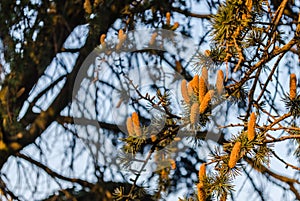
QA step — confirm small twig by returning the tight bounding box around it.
[264,126,300,132]
[233,33,245,72]
[125,148,154,200]
[245,156,300,185]
[123,74,181,119]
[270,149,300,171]
[0,177,21,201]
[261,113,291,134]
[219,123,244,129]
[16,152,94,188]
[172,7,210,19]
[264,134,300,143]
[256,53,285,103]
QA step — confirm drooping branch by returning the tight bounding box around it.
[172,7,210,19]
[269,149,300,171]
[245,157,300,200]
[0,0,135,170]
[56,116,122,133]
[0,177,21,201]
[16,152,94,188]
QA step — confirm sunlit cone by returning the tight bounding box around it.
[170,159,176,170]
[161,169,168,180]
[115,98,123,108]
[198,163,206,182]
[247,112,256,141]
[181,79,190,104]
[83,0,92,14]
[202,67,208,84]
[228,141,242,168]
[151,134,157,142]
[246,0,252,11]
[16,87,25,98]
[100,34,106,46]
[204,50,211,57]
[187,82,194,97]
[0,141,7,150]
[197,183,206,201]
[47,2,57,14]
[118,29,125,39]
[94,0,102,7]
[220,192,227,201]
[190,102,199,124]
[290,73,297,100]
[8,142,21,151]
[166,12,171,26]
[242,13,247,20]
[131,112,142,136]
[216,70,224,95]
[199,76,207,103]
[126,117,134,136]
[171,22,179,31]
[175,60,183,73]
[116,29,127,50]
[149,32,158,46]
[190,75,199,96]
[105,191,112,199]
[199,90,214,114]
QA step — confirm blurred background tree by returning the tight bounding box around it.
[0,0,299,200]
